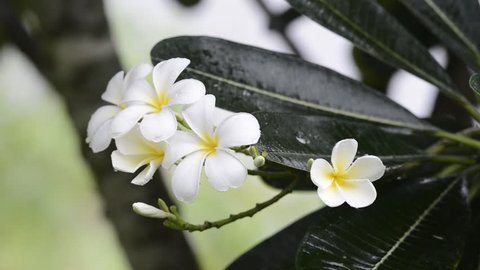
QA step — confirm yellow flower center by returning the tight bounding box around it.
[200,133,219,155]
[329,171,346,185]
[150,91,171,111]
[153,151,165,161]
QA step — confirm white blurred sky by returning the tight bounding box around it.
[105,0,447,118]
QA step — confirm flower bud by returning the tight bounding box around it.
[132,202,172,219]
[254,156,266,167]
[307,158,315,170]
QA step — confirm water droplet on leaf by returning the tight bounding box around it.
[295,131,310,144]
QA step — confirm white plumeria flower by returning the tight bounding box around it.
[165,94,261,203]
[132,202,173,219]
[111,126,167,185]
[310,139,385,208]
[111,58,206,142]
[86,63,152,152]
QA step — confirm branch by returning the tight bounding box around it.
[165,176,300,232]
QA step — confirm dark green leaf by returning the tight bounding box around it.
[457,216,480,270]
[255,112,423,172]
[399,0,480,71]
[151,36,432,131]
[296,177,469,270]
[458,172,480,269]
[286,0,460,97]
[227,205,338,270]
[228,177,469,270]
[470,73,480,95]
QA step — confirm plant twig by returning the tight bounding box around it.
[164,176,300,232]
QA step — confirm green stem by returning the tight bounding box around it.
[427,155,476,166]
[461,101,480,123]
[164,176,300,232]
[427,127,480,154]
[231,146,251,156]
[433,130,480,151]
[437,164,467,178]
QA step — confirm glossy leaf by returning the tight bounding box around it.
[399,0,480,71]
[254,112,423,172]
[227,205,338,270]
[470,73,480,95]
[151,36,432,131]
[457,216,480,270]
[228,177,469,269]
[286,0,460,96]
[296,177,469,270]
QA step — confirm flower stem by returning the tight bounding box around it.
[163,176,300,232]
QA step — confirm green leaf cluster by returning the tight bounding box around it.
[151,0,480,268]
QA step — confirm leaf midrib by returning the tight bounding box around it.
[152,57,432,131]
[265,149,420,159]
[422,0,480,67]
[311,0,458,98]
[371,179,458,269]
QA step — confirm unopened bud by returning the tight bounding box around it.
[157,198,170,212]
[307,158,315,171]
[132,202,174,219]
[254,156,266,167]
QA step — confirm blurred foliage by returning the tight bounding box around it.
[0,47,130,270]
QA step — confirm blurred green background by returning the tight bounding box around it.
[0,1,322,269]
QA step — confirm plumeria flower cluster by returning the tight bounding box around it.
[87,58,387,231]
[309,139,386,208]
[87,58,261,203]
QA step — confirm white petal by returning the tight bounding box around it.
[183,94,215,138]
[169,79,206,105]
[204,151,247,191]
[310,159,335,189]
[331,138,358,172]
[101,71,125,105]
[163,131,202,168]
[111,150,150,173]
[110,105,154,138]
[123,79,157,104]
[123,63,153,88]
[338,179,377,208]
[345,156,386,181]
[153,58,190,94]
[86,105,120,141]
[140,109,177,142]
[171,151,206,203]
[215,113,261,148]
[131,160,162,186]
[317,184,345,207]
[115,126,166,155]
[88,119,113,153]
[132,202,169,218]
[213,107,234,126]
[115,127,147,155]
